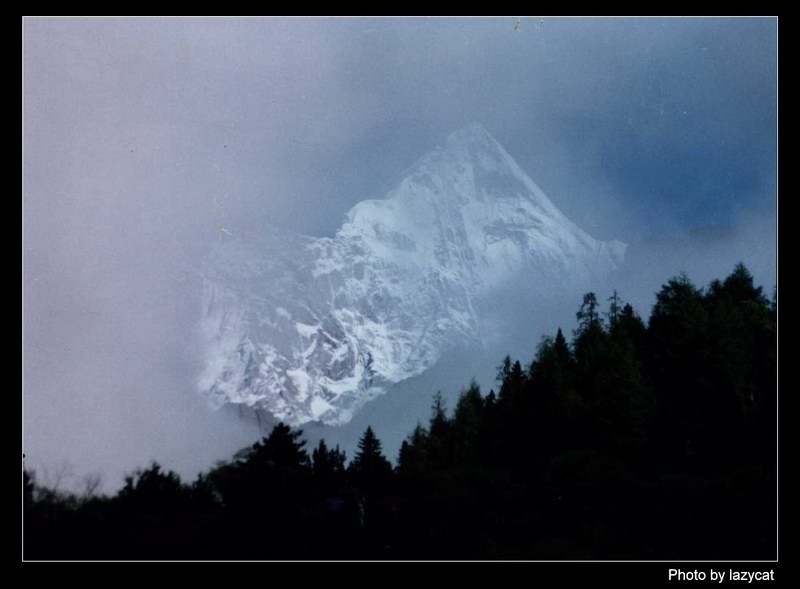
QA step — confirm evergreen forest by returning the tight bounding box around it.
[23,264,777,560]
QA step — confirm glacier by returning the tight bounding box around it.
[198,123,626,425]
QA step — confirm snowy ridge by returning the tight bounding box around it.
[198,124,626,425]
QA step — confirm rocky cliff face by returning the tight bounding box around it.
[198,124,626,425]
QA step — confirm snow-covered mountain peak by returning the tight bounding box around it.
[444,121,498,150]
[198,125,627,425]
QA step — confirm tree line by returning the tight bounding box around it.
[23,263,776,559]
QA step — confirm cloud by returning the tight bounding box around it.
[23,17,776,489]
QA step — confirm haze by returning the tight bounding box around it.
[23,17,776,492]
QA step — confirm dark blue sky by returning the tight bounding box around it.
[333,17,777,241]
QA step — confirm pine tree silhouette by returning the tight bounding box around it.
[350,426,392,495]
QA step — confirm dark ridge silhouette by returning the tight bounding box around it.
[23,263,776,560]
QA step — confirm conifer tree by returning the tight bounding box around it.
[350,426,392,493]
[453,380,484,462]
[607,290,622,327]
[427,392,455,468]
[397,423,430,476]
[576,292,602,334]
[249,422,309,471]
[312,439,346,485]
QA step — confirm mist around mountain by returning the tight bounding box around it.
[195,124,775,468]
[22,21,777,564]
[199,124,626,427]
[22,124,775,496]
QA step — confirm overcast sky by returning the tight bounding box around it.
[23,17,777,490]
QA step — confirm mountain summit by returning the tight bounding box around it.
[199,124,626,425]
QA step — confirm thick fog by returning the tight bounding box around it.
[23,17,776,492]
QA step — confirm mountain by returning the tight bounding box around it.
[198,123,626,425]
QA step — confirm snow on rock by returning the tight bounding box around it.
[198,124,627,425]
